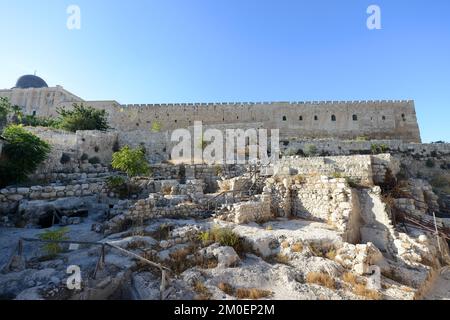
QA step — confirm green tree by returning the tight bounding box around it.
[56,103,109,132]
[111,146,150,177]
[0,97,12,124]
[0,125,51,186]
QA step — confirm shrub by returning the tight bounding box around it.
[325,249,337,260]
[332,172,343,179]
[150,120,162,132]
[235,288,272,299]
[88,156,101,165]
[198,226,242,253]
[193,281,212,300]
[0,125,51,186]
[305,272,336,289]
[425,158,435,168]
[430,174,450,194]
[38,227,70,257]
[60,153,71,164]
[56,103,109,132]
[80,153,89,161]
[356,136,368,141]
[303,144,317,157]
[371,143,388,154]
[111,146,150,177]
[106,175,126,189]
[19,115,60,128]
[0,97,11,124]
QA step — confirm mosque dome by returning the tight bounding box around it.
[14,75,48,89]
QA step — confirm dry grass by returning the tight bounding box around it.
[273,253,290,265]
[193,281,212,300]
[281,241,290,249]
[353,284,382,300]
[342,272,382,300]
[265,225,273,231]
[325,249,337,261]
[194,255,219,269]
[235,288,272,299]
[291,242,304,253]
[169,246,194,274]
[307,242,336,260]
[305,272,336,289]
[342,272,363,286]
[218,282,234,295]
[161,185,172,195]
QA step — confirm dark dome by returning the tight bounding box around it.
[14,75,48,89]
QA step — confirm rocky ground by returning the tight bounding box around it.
[1,213,447,300]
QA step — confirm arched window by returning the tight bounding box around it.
[299,116,303,121]
[282,116,287,121]
[382,116,386,121]
[331,115,336,122]
[401,114,406,121]
[314,115,318,121]
[352,114,358,121]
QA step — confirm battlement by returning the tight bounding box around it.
[0,84,421,143]
[118,100,414,109]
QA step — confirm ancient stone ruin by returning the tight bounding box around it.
[0,78,449,300]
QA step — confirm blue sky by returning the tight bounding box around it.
[0,0,449,142]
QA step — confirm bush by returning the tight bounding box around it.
[38,227,70,257]
[56,103,109,132]
[60,153,71,164]
[199,226,241,252]
[425,158,435,168]
[111,146,150,177]
[88,156,101,165]
[371,143,388,154]
[106,175,126,189]
[0,97,12,125]
[80,153,89,161]
[303,144,317,157]
[19,115,60,128]
[151,120,162,132]
[0,125,51,186]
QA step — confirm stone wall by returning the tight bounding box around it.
[0,181,106,214]
[273,154,400,186]
[104,194,203,235]
[291,176,362,243]
[0,87,422,143]
[284,139,450,157]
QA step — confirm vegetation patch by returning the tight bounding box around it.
[0,125,51,186]
[112,145,150,177]
[193,281,212,300]
[38,227,70,257]
[305,272,336,289]
[235,288,272,299]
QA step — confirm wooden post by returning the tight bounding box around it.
[433,212,442,255]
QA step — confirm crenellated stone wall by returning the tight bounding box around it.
[0,86,422,143]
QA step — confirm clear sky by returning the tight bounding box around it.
[0,0,449,142]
